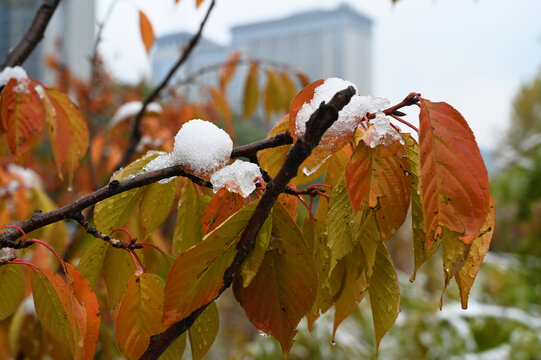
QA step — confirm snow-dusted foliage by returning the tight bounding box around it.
[210,160,262,198]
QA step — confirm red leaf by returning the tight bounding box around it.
[202,187,244,234]
[345,140,411,240]
[419,99,491,245]
[139,10,155,54]
[0,78,45,161]
[219,51,241,91]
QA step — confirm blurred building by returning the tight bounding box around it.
[0,0,95,84]
[151,3,373,105]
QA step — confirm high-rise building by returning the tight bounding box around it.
[151,3,373,106]
[0,0,95,84]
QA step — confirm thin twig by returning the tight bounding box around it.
[0,0,62,71]
[115,0,217,170]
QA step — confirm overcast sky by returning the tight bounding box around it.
[98,0,541,149]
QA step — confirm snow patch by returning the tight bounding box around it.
[0,66,27,86]
[110,101,163,127]
[34,84,45,99]
[363,112,403,148]
[7,164,42,189]
[171,119,232,177]
[210,160,262,198]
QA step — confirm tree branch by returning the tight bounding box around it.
[141,86,357,359]
[0,0,61,71]
[114,0,216,171]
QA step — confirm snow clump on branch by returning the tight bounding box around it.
[144,119,233,178]
[363,112,403,148]
[210,160,262,198]
[0,66,30,94]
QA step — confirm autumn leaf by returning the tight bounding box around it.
[30,268,80,357]
[278,72,297,111]
[403,133,440,281]
[210,88,232,130]
[296,71,311,87]
[233,202,316,355]
[288,79,324,140]
[163,201,258,324]
[195,0,205,8]
[219,51,241,91]
[242,63,259,120]
[103,247,137,309]
[65,264,100,360]
[43,87,89,184]
[345,140,411,240]
[455,196,494,309]
[188,301,219,360]
[368,242,400,352]
[0,78,45,162]
[240,214,272,287]
[116,273,167,359]
[264,70,283,119]
[77,241,108,289]
[139,178,177,239]
[202,187,244,234]
[419,99,491,245]
[0,264,25,321]
[172,180,209,256]
[139,10,155,54]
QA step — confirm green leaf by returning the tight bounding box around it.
[189,301,219,360]
[163,201,258,324]
[103,247,136,309]
[368,242,400,352]
[172,180,206,256]
[159,333,186,360]
[139,178,177,239]
[233,202,316,356]
[116,273,167,360]
[77,240,108,289]
[0,264,25,321]
[240,213,272,287]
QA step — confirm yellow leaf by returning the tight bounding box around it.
[0,264,25,321]
[242,63,259,121]
[210,88,232,131]
[455,197,495,309]
[263,70,283,120]
[172,180,207,256]
[219,51,241,91]
[103,247,137,309]
[240,213,272,287]
[139,10,155,54]
[139,178,177,239]
[116,274,167,359]
[278,72,297,111]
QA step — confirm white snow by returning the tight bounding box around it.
[210,160,262,198]
[110,101,163,127]
[0,66,27,86]
[135,135,164,153]
[171,119,232,177]
[34,84,45,99]
[7,164,42,189]
[363,112,403,148]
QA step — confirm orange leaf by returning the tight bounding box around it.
[209,88,232,130]
[202,187,244,234]
[116,274,167,359]
[233,202,316,355]
[419,99,491,245]
[43,87,89,184]
[0,78,45,161]
[195,0,205,8]
[242,63,259,121]
[65,264,100,360]
[296,72,311,87]
[219,51,241,91]
[345,140,411,240]
[139,10,155,54]
[288,79,324,141]
[163,202,258,324]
